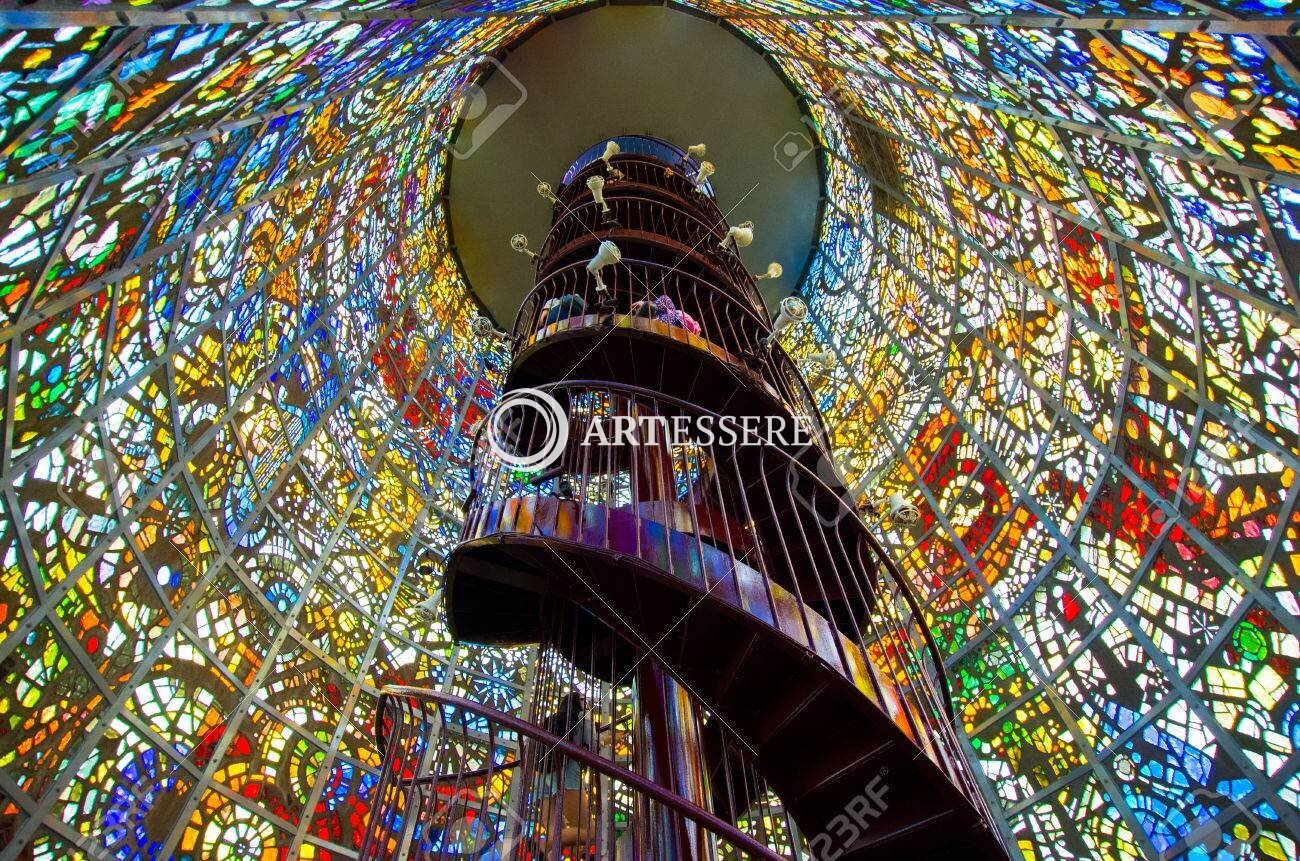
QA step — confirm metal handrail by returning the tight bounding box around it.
[464,380,970,795]
[557,153,723,220]
[858,527,955,725]
[512,257,766,340]
[366,686,787,861]
[536,195,727,266]
[508,256,830,450]
[404,759,521,787]
[560,136,711,194]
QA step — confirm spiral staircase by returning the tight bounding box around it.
[360,137,1009,860]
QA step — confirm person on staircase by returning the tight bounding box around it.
[538,691,598,852]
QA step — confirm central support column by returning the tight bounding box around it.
[637,660,710,858]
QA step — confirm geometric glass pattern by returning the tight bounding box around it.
[0,3,1295,859]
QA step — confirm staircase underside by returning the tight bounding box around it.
[446,520,1006,858]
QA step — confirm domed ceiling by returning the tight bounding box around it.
[446,6,822,321]
[0,2,1295,860]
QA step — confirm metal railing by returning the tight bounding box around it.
[557,153,723,222]
[464,381,981,805]
[360,686,788,860]
[538,194,719,261]
[535,195,756,292]
[523,603,807,858]
[510,257,827,450]
[561,137,712,196]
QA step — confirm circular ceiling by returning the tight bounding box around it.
[447,5,822,325]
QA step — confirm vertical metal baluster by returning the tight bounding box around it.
[816,477,873,663]
[678,406,706,588]
[477,718,497,861]
[628,393,642,562]
[754,446,818,652]
[729,440,775,627]
[781,456,852,675]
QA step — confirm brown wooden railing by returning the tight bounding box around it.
[360,687,788,860]
[464,382,982,805]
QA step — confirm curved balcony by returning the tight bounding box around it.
[457,382,881,687]
[557,151,725,227]
[508,257,829,456]
[561,135,713,196]
[445,382,1003,855]
[535,194,758,298]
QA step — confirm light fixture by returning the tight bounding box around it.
[720,220,754,252]
[411,590,443,623]
[802,349,836,381]
[761,295,807,348]
[693,160,715,191]
[806,349,835,366]
[587,174,610,215]
[886,491,920,525]
[510,234,537,259]
[470,314,507,342]
[753,262,783,281]
[537,181,558,204]
[858,487,920,529]
[685,143,707,160]
[600,140,623,178]
[587,240,621,295]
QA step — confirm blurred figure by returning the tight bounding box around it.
[538,691,597,851]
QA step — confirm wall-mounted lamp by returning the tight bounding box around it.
[470,314,508,342]
[600,141,624,179]
[806,349,835,366]
[511,234,537,260]
[587,174,611,216]
[761,296,808,348]
[885,491,920,525]
[859,488,921,529]
[720,221,754,252]
[753,262,783,281]
[537,181,558,205]
[693,160,715,192]
[587,240,622,296]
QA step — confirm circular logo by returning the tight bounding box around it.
[484,388,568,471]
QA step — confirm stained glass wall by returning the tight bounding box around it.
[0,3,1295,860]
